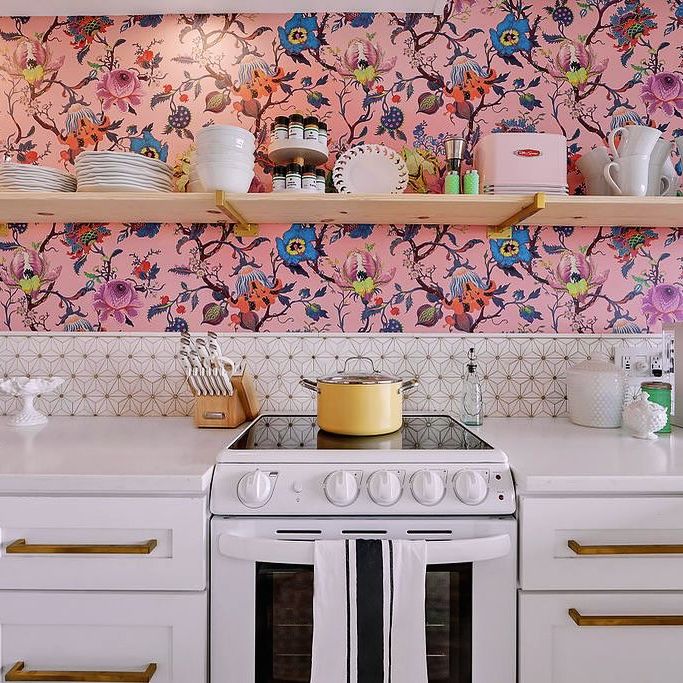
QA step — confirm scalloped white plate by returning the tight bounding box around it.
[333,144,408,194]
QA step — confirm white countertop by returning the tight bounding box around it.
[0,415,681,496]
[0,417,235,495]
[474,418,683,495]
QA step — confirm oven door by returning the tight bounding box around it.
[211,517,516,683]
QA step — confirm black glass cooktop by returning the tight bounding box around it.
[228,415,492,451]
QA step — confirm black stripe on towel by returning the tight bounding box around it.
[346,540,351,683]
[388,540,394,683]
[355,539,384,683]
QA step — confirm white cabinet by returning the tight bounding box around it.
[520,592,683,683]
[520,496,683,590]
[0,591,206,683]
[0,496,207,590]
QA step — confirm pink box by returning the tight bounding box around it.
[474,133,568,187]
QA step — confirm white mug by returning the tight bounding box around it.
[576,146,613,195]
[608,125,661,159]
[604,154,650,196]
[647,139,673,196]
[662,156,680,196]
[676,135,683,160]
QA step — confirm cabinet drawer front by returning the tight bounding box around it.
[520,497,683,590]
[0,592,205,683]
[0,497,206,590]
[519,592,683,683]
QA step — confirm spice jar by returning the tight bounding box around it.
[288,114,304,140]
[318,122,328,148]
[316,168,326,193]
[304,116,319,142]
[272,165,286,193]
[273,116,289,140]
[286,162,302,191]
[302,164,317,191]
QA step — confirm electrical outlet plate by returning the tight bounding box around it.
[615,343,664,377]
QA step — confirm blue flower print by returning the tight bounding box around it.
[490,13,532,56]
[276,225,319,266]
[490,228,533,268]
[130,130,168,162]
[278,14,321,54]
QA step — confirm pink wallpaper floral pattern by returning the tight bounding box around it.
[0,7,681,333]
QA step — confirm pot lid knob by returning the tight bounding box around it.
[324,470,360,507]
[237,469,273,508]
[411,470,446,506]
[367,470,402,506]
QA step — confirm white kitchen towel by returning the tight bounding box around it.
[310,539,428,683]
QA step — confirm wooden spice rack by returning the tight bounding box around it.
[0,191,682,239]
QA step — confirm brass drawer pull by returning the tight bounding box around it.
[5,661,157,682]
[5,539,158,555]
[568,539,683,555]
[569,608,683,627]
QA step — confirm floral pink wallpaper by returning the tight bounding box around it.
[0,8,681,333]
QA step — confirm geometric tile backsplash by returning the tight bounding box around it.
[0,333,660,419]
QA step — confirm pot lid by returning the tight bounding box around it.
[317,355,403,385]
[318,372,400,385]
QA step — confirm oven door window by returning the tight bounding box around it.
[255,563,472,683]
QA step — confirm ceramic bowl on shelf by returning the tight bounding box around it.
[196,125,255,150]
[197,163,253,193]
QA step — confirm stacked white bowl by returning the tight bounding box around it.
[194,125,255,193]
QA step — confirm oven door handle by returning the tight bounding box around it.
[217,533,511,565]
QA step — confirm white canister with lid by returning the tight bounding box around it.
[567,359,625,428]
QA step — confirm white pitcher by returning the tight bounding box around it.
[604,154,650,196]
[608,125,661,159]
[646,139,673,196]
[576,146,613,195]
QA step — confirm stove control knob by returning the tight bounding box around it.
[237,469,273,508]
[367,470,402,506]
[454,469,488,506]
[324,470,359,507]
[410,470,446,506]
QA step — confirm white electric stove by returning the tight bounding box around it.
[210,414,517,683]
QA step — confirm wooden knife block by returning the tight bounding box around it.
[192,368,261,429]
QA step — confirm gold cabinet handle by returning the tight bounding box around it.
[5,661,157,682]
[5,539,158,555]
[569,608,683,627]
[568,539,683,555]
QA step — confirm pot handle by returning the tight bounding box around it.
[342,355,379,374]
[399,378,419,395]
[300,378,320,393]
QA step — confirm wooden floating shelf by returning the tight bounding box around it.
[0,191,681,230]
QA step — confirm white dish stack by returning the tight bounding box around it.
[75,151,172,193]
[193,125,255,193]
[0,163,76,192]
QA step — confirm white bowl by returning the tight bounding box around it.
[195,148,255,160]
[197,159,255,173]
[197,124,255,141]
[197,164,253,193]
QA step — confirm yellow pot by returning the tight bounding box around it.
[301,356,418,436]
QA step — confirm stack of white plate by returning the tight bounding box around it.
[483,183,569,196]
[75,151,173,193]
[0,163,76,192]
[195,125,254,193]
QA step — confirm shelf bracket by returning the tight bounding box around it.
[487,192,546,240]
[215,190,259,237]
